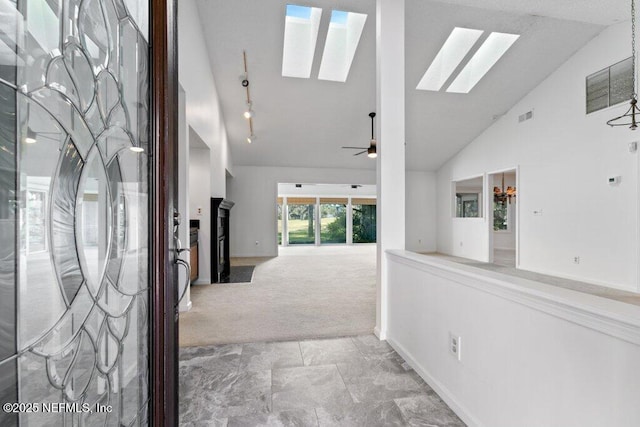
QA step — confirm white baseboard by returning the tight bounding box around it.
[373,326,386,340]
[193,279,211,285]
[386,336,483,427]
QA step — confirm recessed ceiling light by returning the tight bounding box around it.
[446,31,519,94]
[416,27,483,91]
[318,10,367,82]
[282,4,323,79]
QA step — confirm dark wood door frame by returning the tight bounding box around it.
[150,0,179,425]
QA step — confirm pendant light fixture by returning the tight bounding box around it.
[341,112,377,158]
[241,50,256,142]
[493,173,516,204]
[607,0,639,129]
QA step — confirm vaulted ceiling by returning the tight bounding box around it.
[196,0,625,171]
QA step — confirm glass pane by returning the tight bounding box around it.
[0,83,16,362]
[1,0,152,425]
[320,203,346,244]
[352,204,376,243]
[493,201,508,231]
[454,177,483,218]
[0,358,17,427]
[287,204,315,244]
[277,203,282,245]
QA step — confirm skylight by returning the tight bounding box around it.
[446,32,519,94]
[282,4,323,79]
[317,10,367,82]
[416,27,483,91]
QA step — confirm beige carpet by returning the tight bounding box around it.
[179,245,376,347]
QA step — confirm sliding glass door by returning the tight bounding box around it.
[287,198,316,245]
[320,198,347,244]
[352,199,377,243]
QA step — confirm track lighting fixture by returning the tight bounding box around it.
[243,102,254,119]
[242,50,256,142]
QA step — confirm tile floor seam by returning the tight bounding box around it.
[297,340,305,366]
[334,362,356,405]
[391,397,410,426]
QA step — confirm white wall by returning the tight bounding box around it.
[179,0,232,198]
[189,141,212,284]
[436,22,639,291]
[228,166,376,257]
[406,171,436,253]
[387,252,640,427]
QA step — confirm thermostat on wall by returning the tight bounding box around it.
[608,176,621,185]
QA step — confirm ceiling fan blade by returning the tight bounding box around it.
[342,146,368,149]
[353,150,367,156]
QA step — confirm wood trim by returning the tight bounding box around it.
[352,198,377,205]
[150,0,179,425]
[286,197,317,205]
[319,197,348,204]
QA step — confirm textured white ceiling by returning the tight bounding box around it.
[196,0,614,171]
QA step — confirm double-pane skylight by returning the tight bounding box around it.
[318,10,367,82]
[447,32,519,93]
[416,27,483,91]
[417,27,519,94]
[282,4,322,78]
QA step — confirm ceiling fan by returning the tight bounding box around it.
[342,112,377,158]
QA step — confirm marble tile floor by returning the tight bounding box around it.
[179,335,466,427]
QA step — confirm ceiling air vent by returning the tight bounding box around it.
[586,57,633,114]
[518,110,533,123]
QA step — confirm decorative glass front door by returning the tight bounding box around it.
[0,0,151,425]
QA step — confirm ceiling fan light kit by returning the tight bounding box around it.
[342,112,377,158]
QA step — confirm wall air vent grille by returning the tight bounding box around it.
[586,57,633,114]
[518,110,533,122]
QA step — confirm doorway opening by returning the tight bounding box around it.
[488,169,518,268]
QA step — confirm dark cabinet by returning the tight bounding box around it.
[189,226,198,282]
[211,198,234,283]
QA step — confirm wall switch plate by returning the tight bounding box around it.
[449,333,462,361]
[573,256,580,264]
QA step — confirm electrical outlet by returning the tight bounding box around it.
[197,207,203,216]
[459,241,463,247]
[449,333,461,361]
[255,240,260,246]
[573,256,580,264]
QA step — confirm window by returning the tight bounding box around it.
[454,177,483,218]
[277,197,283,245]
[320,198,347,243]
[286,197,316,244]
[586,57,633,114]
[352,198,376,243]
[493,201,508,231]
